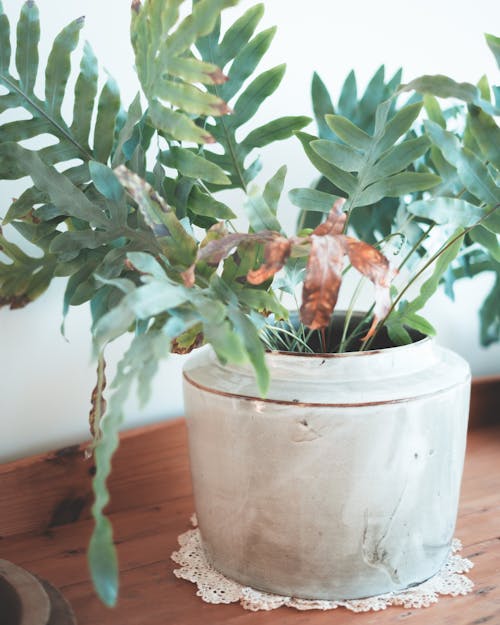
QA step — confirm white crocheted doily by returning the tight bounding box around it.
[171,515,474,612]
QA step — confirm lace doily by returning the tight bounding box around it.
[171,516,474,612]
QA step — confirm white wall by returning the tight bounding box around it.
[1,0,499,462]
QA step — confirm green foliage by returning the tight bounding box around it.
[0,222,57,308]
[0,1,141,312]
[304,100,438,226]
[131,0,237,144]
[301,42,500,348]
[403,87,500,345]
[480,265,500,346]
[486,33,500,70]
[193,4,311,192]
[387,231,465,341]
[401,74,499,117]
[0,2,120,176]
[301,67,426,241]
[130,0,310,226]
[90,328,172,606]
[244,166,286,232]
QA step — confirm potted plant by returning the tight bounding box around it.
[1,0,498,608]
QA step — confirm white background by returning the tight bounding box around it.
[1,0,499,461]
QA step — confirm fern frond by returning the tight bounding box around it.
[303,100,439,227]
[196,5,310,192]
[131,0,237,144]
[0,2,123,226]
[302,67,415,238]
[131,1,310,226]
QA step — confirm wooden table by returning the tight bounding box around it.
[1,382,499,624]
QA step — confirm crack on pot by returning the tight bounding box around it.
[291,418,322,442]
[361,488,408,585]
[361,525,402,585]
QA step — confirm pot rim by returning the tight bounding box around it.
[182,367,468,408]
[266,334,432,360]
[262,309,430,359]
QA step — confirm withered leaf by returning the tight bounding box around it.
[312,198,346,236]
[207,68,229,85]
[247,236,291,285]
[300,235,343,330]
[171,332,204,354]
[0,295,30,309]
[89,358,107,441]
[362,280,395,340]
[180,265,195,288]
[343,237,394,339]
[197,231,277,265]
[343,237,391,286]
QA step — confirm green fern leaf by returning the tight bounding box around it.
[15,0,39,95]
[303,66,407,236]
[142,2,309,222]
[0,227,57,308]
[131,0,236,144]
[306,101,439,218]
[0,1,123,232]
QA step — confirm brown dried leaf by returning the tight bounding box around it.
[247,237,291,285]
[89,358,107,441]
[0,295,30,309]
[300,235,344,330]
[343,238,391,286]
[212,101,233,116]
[293,194,394,335]
[313,198,347,236]
[362,284,393,340]
[197,233,250,265]
[180,265,195,288]
[341,237,394,340]
[171,332,204,355]
[207,68,229,85]
[197,231,277,266]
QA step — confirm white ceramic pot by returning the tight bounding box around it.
[183,332,471,600]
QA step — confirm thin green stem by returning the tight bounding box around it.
[397,223,435,272]
[366,204,500,348]
[205,38,247,193]
[338,231,407,352]
[342,307,374,351]
[338,276,366,353]
[263,325,315,353]
[356,224,436,352]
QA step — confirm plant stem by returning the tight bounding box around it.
[205,38,247,193]
[338,230,409,352]
[264,325,315,353]
[338,276,366,352]
[365,204,499,348]
[397,223,435,272]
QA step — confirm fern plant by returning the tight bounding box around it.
[301,45,500,348]
[0,0,499,609]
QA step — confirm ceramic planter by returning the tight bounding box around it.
[182,331,471,600]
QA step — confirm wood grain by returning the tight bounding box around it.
[469,375,500,429]
[0,378,499,624]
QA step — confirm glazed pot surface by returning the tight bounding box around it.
[183,337,470,600]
